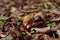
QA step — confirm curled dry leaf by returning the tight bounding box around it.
[51,17,60,21]
[32,34,43,40]
[25,31,31,36]
[2,0,11,4]
[10,7,18,13]
[33,27,50,33]
[0,34,6,37]
[42,34,52,40]
[0,30,10,38]
[34,23,60,33]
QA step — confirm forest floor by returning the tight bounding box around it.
[0,0,60,40]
